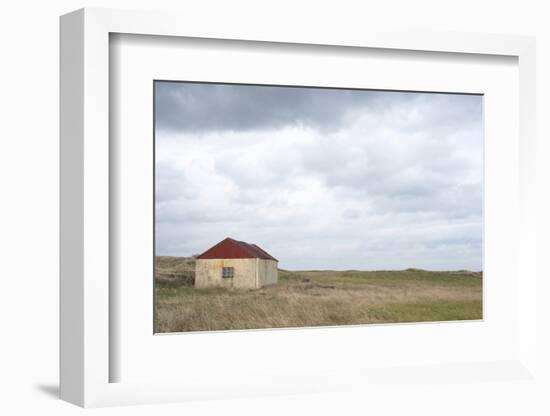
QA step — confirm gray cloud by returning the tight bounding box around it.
[155,81,416,134]
[155,81,483,271]
[155,160,198,203]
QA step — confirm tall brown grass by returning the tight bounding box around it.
[154,257,482,333]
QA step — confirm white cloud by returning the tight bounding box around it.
[155,83,483,271]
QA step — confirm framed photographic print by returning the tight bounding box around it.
[60,8,538,408]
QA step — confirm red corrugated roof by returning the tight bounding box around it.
[197,237,278,261]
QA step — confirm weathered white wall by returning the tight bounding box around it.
[195,258,278,288]
[258,259,278,286]
[195,258,258,289]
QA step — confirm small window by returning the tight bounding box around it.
[222,267,234,278]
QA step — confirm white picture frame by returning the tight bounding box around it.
[60,7,538,408]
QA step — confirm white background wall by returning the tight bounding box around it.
[0,1,548,415]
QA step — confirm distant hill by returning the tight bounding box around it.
[155,256,196,286]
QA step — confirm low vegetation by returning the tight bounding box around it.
[155,255,197,286]
[154,256,482,333]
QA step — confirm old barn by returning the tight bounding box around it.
[195,237,278,289]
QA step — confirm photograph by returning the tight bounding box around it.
[154,81,483,333]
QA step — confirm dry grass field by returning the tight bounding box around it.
[154,256,482,333]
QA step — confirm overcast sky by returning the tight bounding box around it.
[155,81,483,271]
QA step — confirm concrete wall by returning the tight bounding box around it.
[195,258,278,289]
[195,258,258,289]
[258,259,278,287]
